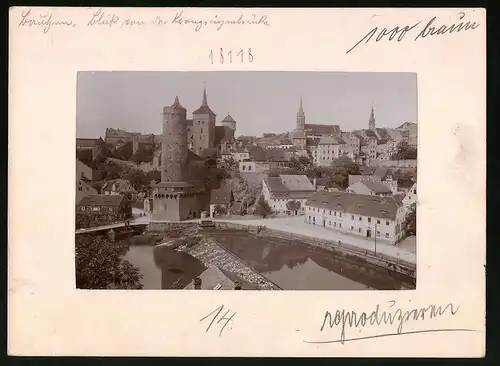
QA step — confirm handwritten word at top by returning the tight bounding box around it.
[18,8,76,34]
[200,305,236,337]
[346,12,480,54]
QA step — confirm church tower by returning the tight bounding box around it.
[296,95,305,130]
[369,105,376,130]
[192,83,216,155]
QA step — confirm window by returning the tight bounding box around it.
[376,231,380,236]
[339,212,342,217]
[334,211,336,216]
[329,221,331,225]
[81,172,85,178]
[334,222,337,227]
[242,166,246,171]
[414,189,417,194]
[358,228,361,233]
[91,207,100,212]
[81,207,85,211]
[339,224,342,228]
[201,128,204,134]
[368,217,371,223]
[385,233,390,238]
[78,187,83,191]
[386,221,389,226]
[329,210,332,215]
[313,217,315,222]
[351,226,354,231]
[351,215,354,220]
[359,217,362,221]
[377,219,380,224]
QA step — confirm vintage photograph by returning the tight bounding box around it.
[75,71,417,291]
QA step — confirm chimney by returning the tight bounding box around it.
[194,277,202,290]
[234,281,242,290]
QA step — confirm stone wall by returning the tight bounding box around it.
[215,221,416,278]
[147,221,198,237]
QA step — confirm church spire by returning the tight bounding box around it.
[300,95,303,111]
[296,95,305,131]
[202,81,208,106]
[369,104,376,130]
[174,96,180,106]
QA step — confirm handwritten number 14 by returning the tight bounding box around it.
[209,48,253,64]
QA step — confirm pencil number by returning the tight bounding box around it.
[209,48,254,64]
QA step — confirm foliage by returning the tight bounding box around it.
[232,178,260,213]
[224,156,239,171]
[75,235,143,289]
[404,203,417,236]
[123,170,149,191]
[393,169,415,188]
[253,194,272,218]
[393,141,417,160]
[77,149,93,166]
[76,208,132,229]
[325,156,362,189]
[289,156,313,173]
[112,141,134,161]
[213,204,228,216]
[286,200,301,212]
[130,145,154,165]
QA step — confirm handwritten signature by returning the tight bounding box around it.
[304,300,478,344]
[200,305,236,337]
[346,12,481,54]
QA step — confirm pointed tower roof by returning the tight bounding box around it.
[222,113,236,123]
[164,95,186,114]
[300,95,303,110]
[193,82,216,116]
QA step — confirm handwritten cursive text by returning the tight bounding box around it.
[18,8,76,34]
[303,300,477,344]
[346,12,480,54]
[200,305,236,337]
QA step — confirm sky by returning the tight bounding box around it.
[76,71,417,138]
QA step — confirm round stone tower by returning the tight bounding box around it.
[162,96,188,183]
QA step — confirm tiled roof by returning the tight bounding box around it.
[373,167,390,180]
[356,180,392,194]
[222,114,236,123]
[193,105,216,115]
[265,148,288,162]
[377,138,390,145]
[248,146,267,161]
[280,175,316,191]
[265,177,288,192]
[365,130,378,138]
[305,191,400,220]
[101,179,137,193]
[304,124,341,135]
[318,137,338,145]
[348,174,382,186]
[210,186,234,205]
[77,194,125,206]
[376,128,391,140]
[360,166,375,175]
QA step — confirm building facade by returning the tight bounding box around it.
[262,174,316,215]
[304,190,406,244]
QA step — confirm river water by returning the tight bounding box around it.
[123,229,415,290]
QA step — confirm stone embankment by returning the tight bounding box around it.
[156,226,281,290]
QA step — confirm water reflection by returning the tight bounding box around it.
[205,229,414,290]
[123,244,206,289]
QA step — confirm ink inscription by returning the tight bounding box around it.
[18,8,76,34]
[304,300,478,344]
[200,305,236,337]
[347,12,481,54]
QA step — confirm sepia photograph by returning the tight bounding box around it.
[75,71,418,291]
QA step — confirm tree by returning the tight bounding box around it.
[403,203,416,236]
[213,204,228,216]
[75,235,143,289]
[224,156,239,171]
[327,156,362,189]
[286,200,301,213]
[395,141,417,160]
[130,145,154,165]
[123,170,148,191]
[113,141,134,161]
[253,194,272,218]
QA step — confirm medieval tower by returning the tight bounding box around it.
[369,106,376,130]
[151,96,207,222]
[192,84,216,155]
[161,96,188,183]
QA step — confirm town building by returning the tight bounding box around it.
[209,186,235,218]
[101,179,137,197]
[76,137,107,161]
[304,190,406,244]
[396,122,418,148]
[76,180,97,204]
[401,182,417,213]
[151,96,209,222]
[346,180,393,196]
[341,132,361,159]
[220,113,237,131]
[77,194,132,219]
[262,174,316,215]
[76,159,93,182]
[312,136,348,167]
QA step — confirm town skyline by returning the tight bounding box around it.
[76,71,418,138]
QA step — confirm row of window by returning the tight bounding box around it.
[307,207,391,225]
[80,206,114,212]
